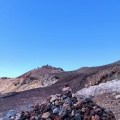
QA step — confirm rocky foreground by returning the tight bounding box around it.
[1,86,116,120]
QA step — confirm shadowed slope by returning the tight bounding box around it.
[0,61,120,114]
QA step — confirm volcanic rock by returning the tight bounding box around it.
[76,79,120,96]
[1,61,120,119]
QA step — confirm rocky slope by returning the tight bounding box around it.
[76,80,120,119]
[0,61,120,119]
[1,61,120,94]
[1,87,117,120]
[0,65,63,94]
[93,92,120,120]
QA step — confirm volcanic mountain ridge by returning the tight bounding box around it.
[0,61,120,119]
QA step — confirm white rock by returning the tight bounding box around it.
[50,95,56,102]
[6,110,16,118]
[41,112,50,119]
[115,95,120,99]
[76,79,120,97]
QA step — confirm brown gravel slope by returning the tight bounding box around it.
[1,61,120,116]
[93,92,120,120]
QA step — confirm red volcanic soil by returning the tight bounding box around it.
[0,61,120,116]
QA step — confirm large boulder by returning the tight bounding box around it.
[76,79,120,96]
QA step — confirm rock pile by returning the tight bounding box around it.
[1,85,116,120]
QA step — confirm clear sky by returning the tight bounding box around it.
[0,0,120,77]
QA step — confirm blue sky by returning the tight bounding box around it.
[0,0,120,77]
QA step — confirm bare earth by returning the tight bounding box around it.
[0,61,120,119]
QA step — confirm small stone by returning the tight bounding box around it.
[41,112,51,119]
[72,94,76,98]
[50,95,56,102]
[6,110,16,118]
[53,108,62,115]
[115,94,120,99]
